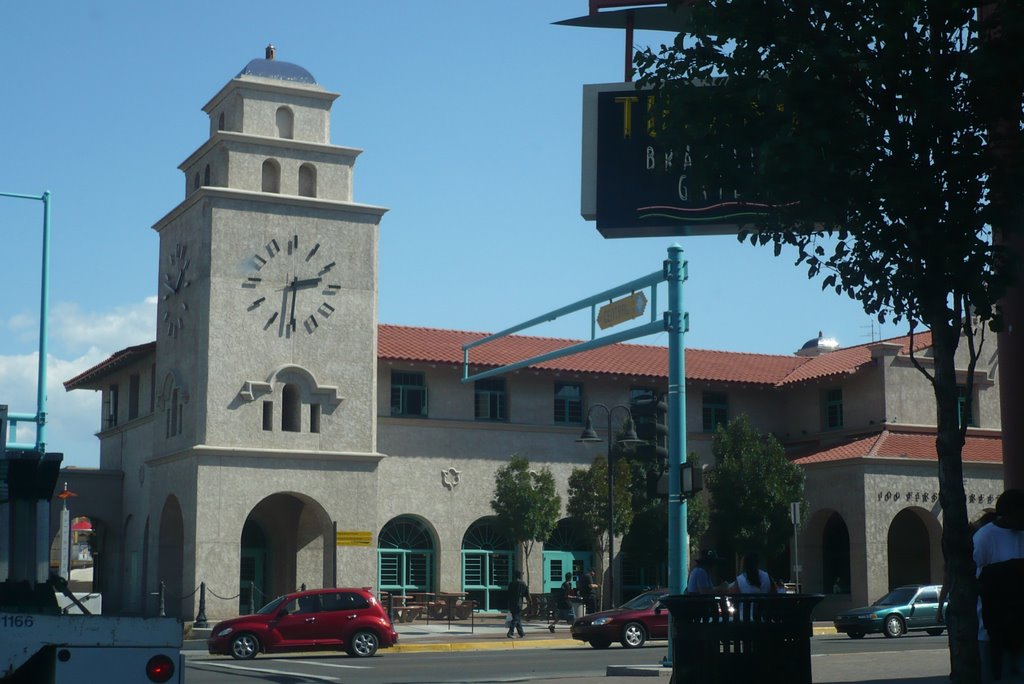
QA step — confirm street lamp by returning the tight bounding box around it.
[577,403,643,610]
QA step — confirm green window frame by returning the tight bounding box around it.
[377,516,435,596]
[824,388,844,429]
[474,378,507,421]
[702,392,728,433]
[958,385,976,427]
[391,371,427,417]
[553,383,583,424]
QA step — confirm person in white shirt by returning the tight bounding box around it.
[732,552,776,594]
[973,489,1024,683]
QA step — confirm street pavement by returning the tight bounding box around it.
[186,615,954,683]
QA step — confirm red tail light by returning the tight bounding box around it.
[146,654,175,683]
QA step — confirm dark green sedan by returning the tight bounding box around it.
[833,584,946,639]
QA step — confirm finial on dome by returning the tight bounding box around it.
[265,44,276,60]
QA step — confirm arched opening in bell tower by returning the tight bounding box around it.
[261,159,281,193]
[275,106,294,139]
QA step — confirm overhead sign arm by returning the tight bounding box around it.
[461,264,685,383]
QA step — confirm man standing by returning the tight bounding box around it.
[973,489,1024,682]
[578,569,599,613]
[506,570,528,638]
[685,550,719,594]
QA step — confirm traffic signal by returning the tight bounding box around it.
[631,392,668,465]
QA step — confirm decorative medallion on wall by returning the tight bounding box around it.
[442,467,461,491]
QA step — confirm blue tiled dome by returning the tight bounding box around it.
[237,58,316,84]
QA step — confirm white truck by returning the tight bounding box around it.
[0,414,185,683]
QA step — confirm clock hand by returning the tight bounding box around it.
[162,278,177,294]
[293,276,322,290]
[288,276,298,332]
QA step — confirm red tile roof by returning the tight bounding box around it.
[378,324,933,387]
[791,429,1003,465]
[63,342,156,391]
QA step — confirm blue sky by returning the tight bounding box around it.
[0,1,907,467]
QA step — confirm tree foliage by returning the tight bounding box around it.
[567,455,633,569]
[707,415,805,566]
[491,454,561,586]
[620,453,710,584]
[636,4,1024,681]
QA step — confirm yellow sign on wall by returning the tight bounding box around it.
[336,530,373,547]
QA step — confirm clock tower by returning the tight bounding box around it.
[148,47,387,614]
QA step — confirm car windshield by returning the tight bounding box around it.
[618,591,666,611]
[256,596,288,615]
[872,588,916,606]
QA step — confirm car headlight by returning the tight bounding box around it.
[592,617,612,626]
[216,627,234,637]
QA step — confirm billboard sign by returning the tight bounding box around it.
[581,82,777,239]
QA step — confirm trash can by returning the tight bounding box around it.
[571,598,585,620]
[661,593,823,684]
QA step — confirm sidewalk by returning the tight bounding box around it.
[186,616,953,683]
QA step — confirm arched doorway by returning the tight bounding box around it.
[887,508,932,589]
[157,496,185,619]
[377,516,436,597]
[462,518,514,612]
[239,492,333,614]
[543,518,593,595]
[240,519,268,615]
[822,512,851,594]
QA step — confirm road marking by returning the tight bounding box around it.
[190,660,340,681]
[287,659,371,669]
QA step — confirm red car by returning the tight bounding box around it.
[571,588,669,649]
[207,587,398,659]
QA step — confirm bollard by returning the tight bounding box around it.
[194,581,208,628]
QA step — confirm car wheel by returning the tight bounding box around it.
[230,633,260,660]
[846,630,866,639]
[926,628,945,636]
[348,630,379,657]
[883,615,904,638]
[621,622,647,649]
[589,637,612,649]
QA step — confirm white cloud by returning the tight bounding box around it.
[51,298,156,354]
[2,297,156,468]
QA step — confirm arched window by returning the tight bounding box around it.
[462,518,514,611]
[275,106,294,139]
[192,173,200,192]
[203,164,211,186]
[378,516,435,596]
[281,383,301,432]
[298,164,317,197]
[218,112,225,131]
[261,160,280,193]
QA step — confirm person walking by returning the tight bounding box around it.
[973,489,1024,682]
[506,570,528,638]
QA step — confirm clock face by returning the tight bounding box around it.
[244,235,341,337]
[161,242,191,339]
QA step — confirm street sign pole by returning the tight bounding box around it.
[663,245,687,668]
